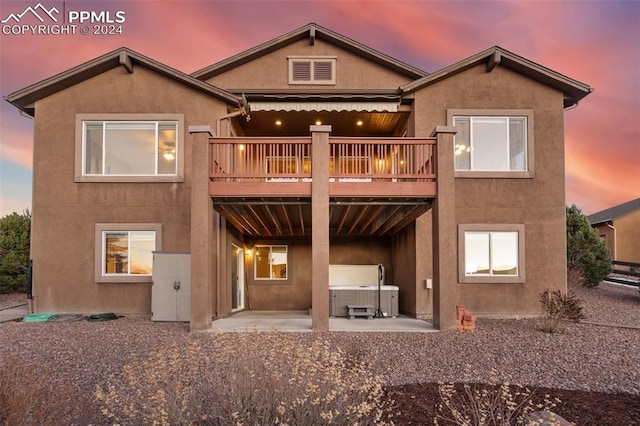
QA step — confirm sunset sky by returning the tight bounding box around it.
[1,0,638,217]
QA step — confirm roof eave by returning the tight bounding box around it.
[191,23,428,81]
[400,46,593,105]
[5,47,240,117]
[589,218,613,226]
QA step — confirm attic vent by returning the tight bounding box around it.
[288,56,336,85]
[292,61,311,81]
[314,61,333,81]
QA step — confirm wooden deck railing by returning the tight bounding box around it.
[210,137,436,183]
[210,137,312,180]
[329,137,436,181]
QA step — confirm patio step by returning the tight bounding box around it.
[347,304,374,320]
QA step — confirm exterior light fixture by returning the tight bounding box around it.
[275,120,282,126]
[356,120,363,126]
[315,120,322,126]
[239,144,245,151]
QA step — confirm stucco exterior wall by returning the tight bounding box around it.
[594,223,616,259]
[411,64,568,317]
[415,212,434,317]
[238,238,391,311]
[30,65,230,314]
[391,222,417,316]
[615,211,640,262]
[205,38,414,90]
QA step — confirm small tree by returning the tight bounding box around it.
[0,210,31,293]
[566,204,611,287]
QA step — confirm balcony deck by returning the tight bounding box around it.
[209,137,436,197]
[209,136,437,237]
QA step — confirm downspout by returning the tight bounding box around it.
[216,110,243,137]
[215,95,251,136]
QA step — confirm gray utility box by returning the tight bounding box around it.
[151,252,191,322]
[329,286,398,318]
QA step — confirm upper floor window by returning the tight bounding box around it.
[288,56,336,85]
[254,245,288,280]
[454,116,526,171]
[75,114,184,183]
[448,109,534,178]
[84,121,177,175]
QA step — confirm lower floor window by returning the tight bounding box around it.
[458,224,525,283]
[95,223,162,283]
[464,231,518,276]
[103,231,155,276]
[255,245,288,279]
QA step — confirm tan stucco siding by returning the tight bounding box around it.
[238,238,391,312]
[391,222,418,316]
[615,211,640,262]
[594,223,616,259]
[411,64,568,317]
[205,38,413,90]
[30,66,229,314]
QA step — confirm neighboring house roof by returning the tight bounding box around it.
[5,47,241,117]
[400,46,593,108]
[588,197,640,226]
[191,22,428,81]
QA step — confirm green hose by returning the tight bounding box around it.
[22,312,120,322]
[86,313,119,322]
[48,314,84,322]
[22,313,56,323]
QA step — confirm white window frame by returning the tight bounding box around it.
[254,244,288,280]
[288,56,337,85]
[94,223,162,283]
[458,224,526,284]
[75,114,184,183]
[447,109,534,179]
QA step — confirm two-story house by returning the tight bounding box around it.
[5,23,592,331]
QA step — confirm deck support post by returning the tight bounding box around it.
[430,126,458,331]
[189,126,215,331]
[311,125,332,331]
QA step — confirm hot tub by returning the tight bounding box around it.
[329,285,399,318]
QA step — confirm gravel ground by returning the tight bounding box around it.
[1,283,639,423]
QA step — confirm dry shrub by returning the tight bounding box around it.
[435,369,562,425]
[567,268,585,290]
[96,343,211,425]
[0,355,76,425]
[539,290,585,333]
[96,332,394,425]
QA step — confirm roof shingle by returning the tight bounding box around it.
[588,198,640,225]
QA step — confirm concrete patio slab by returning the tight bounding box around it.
[0,304,29,323]
[210,311,436,332]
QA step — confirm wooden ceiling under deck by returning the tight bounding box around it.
[213,197,433,238]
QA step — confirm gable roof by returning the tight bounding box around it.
[400,46,593,108]
[588,198,640,225]
[5,47,240,117]
[191,23,428,81]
